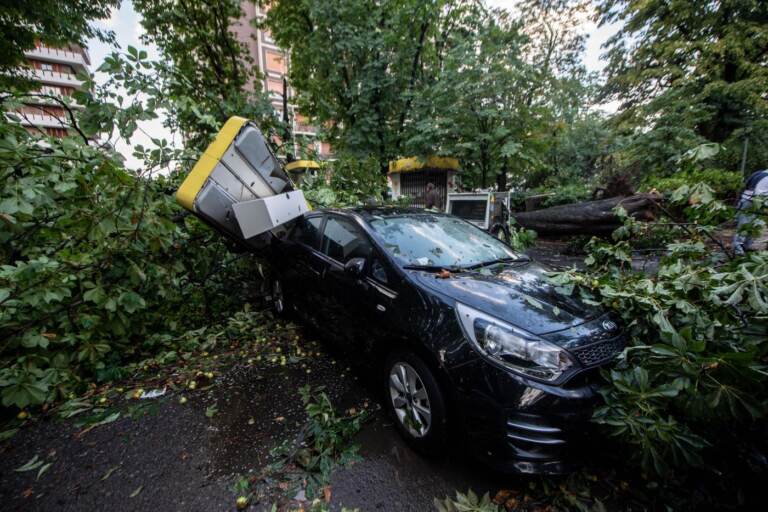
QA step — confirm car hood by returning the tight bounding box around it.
[408,260,607,338]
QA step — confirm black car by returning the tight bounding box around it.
[268,207,624,474]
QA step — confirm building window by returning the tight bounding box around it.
[266,77,283,96]
[40,62,53,71]
[264,49,287,74]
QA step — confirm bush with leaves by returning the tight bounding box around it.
[548,184,767,477]
[0,48,263,411]
[434,490,500,512]
[301,156,387,208]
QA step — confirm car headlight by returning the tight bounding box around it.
[456,302,573,382]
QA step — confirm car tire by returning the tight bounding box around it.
[384,351,448,455]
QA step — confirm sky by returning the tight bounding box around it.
[88,1,169,169]
[87,0,619,169]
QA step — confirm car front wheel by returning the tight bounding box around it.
[384,351,447,454]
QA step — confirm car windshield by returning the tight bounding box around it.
[368,214,520,269]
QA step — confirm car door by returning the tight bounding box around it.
[316,215,379,345]
[276,213,326,320]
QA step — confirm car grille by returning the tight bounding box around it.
[571,336,625,367]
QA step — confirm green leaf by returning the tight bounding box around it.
[118,291,146,313]
[15,455,44,472]
[0,196,33,215]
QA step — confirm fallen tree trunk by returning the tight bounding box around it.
[512,193,661,235]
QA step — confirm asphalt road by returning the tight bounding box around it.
[0,343,498,512]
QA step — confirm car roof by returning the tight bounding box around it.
[317,206,440,218]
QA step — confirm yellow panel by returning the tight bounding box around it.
[388,155,460,174]
[175,116,248,211]
[285,159,321,171]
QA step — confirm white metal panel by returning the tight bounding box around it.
[232,190,309,239]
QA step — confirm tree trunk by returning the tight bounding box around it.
[512,194,661,235]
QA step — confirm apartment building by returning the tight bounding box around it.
[12,42,90,138]
[233,2,332,160]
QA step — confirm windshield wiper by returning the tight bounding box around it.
[403,264,464,273]
[464,256,529,270]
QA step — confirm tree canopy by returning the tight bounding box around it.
[133,0,278,147]
[598,0,768,175]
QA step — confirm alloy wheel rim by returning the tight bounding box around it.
[389,362,431,438]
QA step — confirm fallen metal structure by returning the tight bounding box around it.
[176,117,309,248]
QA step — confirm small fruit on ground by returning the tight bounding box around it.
[17,410,28,420]
[236,496,249,509]
[179,396,188,405]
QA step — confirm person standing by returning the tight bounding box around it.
[425,182,441,211]
[733,169,768,255]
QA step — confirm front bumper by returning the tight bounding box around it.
[450,360,602,474]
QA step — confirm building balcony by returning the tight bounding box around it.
[25,69,86,89]
[24,46,90,71]
[24,94,84,110]
[9,112,69,129]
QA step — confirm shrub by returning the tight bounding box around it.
[301,156,387,208]
[0,106,259,410]
[549,185,768,477]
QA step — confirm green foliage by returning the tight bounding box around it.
[301,157,387,208]
[0,0,118,89]
[0,45,263,411]
[133,0,279,149]
[644,168,743,200]
[406,5,537,188]
[271,385,367,499]
[506,222,537,253]
[263,0,463,170]
[509,183,593,213]
[264,0,600,187]
[597,0,768,176]
[549,185,768,477]
[434,490,500,512]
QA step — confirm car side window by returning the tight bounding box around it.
[289,216,323,249]
[320,217,372,263]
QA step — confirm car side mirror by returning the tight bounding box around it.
[344,257,366,276]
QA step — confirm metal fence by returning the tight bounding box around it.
[400,170,447,209]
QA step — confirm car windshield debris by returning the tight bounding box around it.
[369,214,520,269]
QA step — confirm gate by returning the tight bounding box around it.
[400,170,448,209]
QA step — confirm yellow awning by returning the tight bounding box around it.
[285,159,321,172]
[388,156,460,174]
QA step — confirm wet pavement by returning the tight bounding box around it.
[330,410,502,512]
[0,338,507,512]
[0,338,371,512]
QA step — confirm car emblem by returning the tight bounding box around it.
[602,320,618,332]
